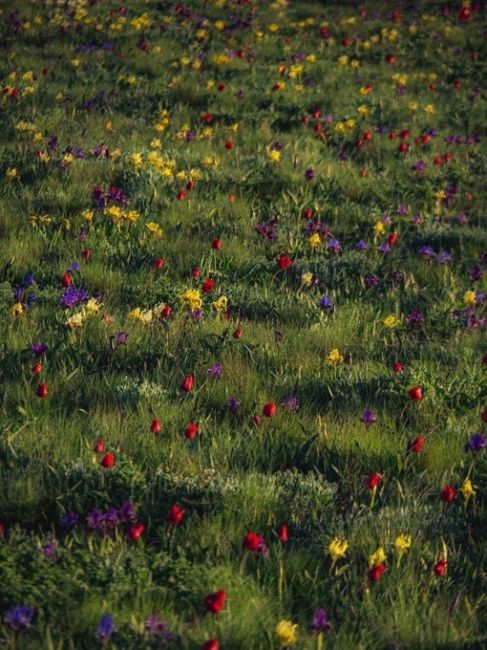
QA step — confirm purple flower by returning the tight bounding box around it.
[105,507,121,529]
[436,251,452,264]
[69,261,81,273]
[378,242,391,255]
[60,511,80,531]
[60,286,90,309]
[87,509,106,533]
[95,615,116,645]
[227,397,240,412]
[457,212,469,225]
[465,433,486,454]
[365,274,379,288]
[327,239,341,254]
[191,308,203,322]
[470,267,482,282]
[41,541,57,559]
[397,204,408,215]
[419,245,435,259]
[113,331,128,347]
[413,160,426,172]
[356,239,368,252]
[23,273,35,287]
[411,214,423,227]
[4,605,35,631]
[309,608,332,635]
[207,363,223,379]
[31,342,48,357]
[255,219,279,241]
[406,309,424,327]
[319,295,334,312]
[305,168,315,180]
[144,614,175,641]
[282,395,299,412]
[118,501,137,523]
[361,409,376,426]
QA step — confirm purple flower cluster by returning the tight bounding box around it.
[4,605,35,631]
[255,218,279,241]
[91,184,127,210]
[87,501,137,535]
[60,286,90,309]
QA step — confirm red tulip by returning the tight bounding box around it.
[204,590,227,614]
[277,254,293,270]
[440,485,456,504]
[365,472,382,490]
[167,504,186,525]
[252,415,262,427]
[228,194,235,204]
[408,386,422,402]
[304,208,313,220]
[398,142,408,153]
[217,83,225,92]
[160,304,172,318]
[277,524,289,543]
[224,140,234,150]
[93,438,105,453]
[387,232,398,246]
[177,190,187,201]
[458,7,470,21]
[386,54,397,65]
[191,267,201,279]
[181,375,194,392]
[243,532,263,553]
[184,422,199,440]
[186,181,195,191]
[212,238,222,251]
[32,363,42,375]
[392,361,403,373]
[202,278,216,293]
[201,641,219,650]
[368,562,386,582]
[61,273,72,288]
[233,327,243,339]
[100,453,115,469]
[433,156,443,166]
[150,419,161,434]
[433,559,447,576]
[202,112,213,124]
[153,258,165,270]
[399,129,410,139]
[407,436,425,453]
[36,383,48,398]
[262,402,277,418]
[128,523,145,541]
[82,248,91,260]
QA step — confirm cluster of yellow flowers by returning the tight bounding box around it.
[105,206,139,225]
[67,299,102,329]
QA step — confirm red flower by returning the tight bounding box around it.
[433,559,447,576]
[93,439,105,454]
[217,83,225,92]
[440,485,457,504]
[233,327,243,339]
[243,532,263,553]
[277,524,289,543]
[82,248,91,260]
[224,140,234,150]
[204,590,227,614]
[212,239,222,251]
[150,419,161,434]
[201,640,219,650]
[31,363,42,375]
[100,453,115,469]
[167,504,186,526]
[262,402,277,418]
[458,7,471,21]
[228,194,235,204]
[393,362,403,373]
[368,562,387,582]
[387,232,398,246]
[184,423,199,440]
[153,258,165,270]
[36,383,48,398]
[408,386,422,402]
[407,436,425,453]
[304,208,313,220]
[192,267,201,279]
[202,113,213,124]
[252,415,262,427]
[177,190,187,201]
[62,272,72,288]
[277,254,293,270]
[398,142,408,153]
[202,278,216,294]
[128,523,145,541]
[160,304,172,319]
[365,472,382,490]
[181,375,194,392]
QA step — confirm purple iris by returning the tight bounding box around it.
[60,286,90,309]
[327,239,341,254]
[365,274,379,288]
[41,541,57,559]
[309,608,332,635]
[207,363,223,379]
[95,615,116,645]
[305,168,315,180]
[144,615,175,641]
[31,342,48,357]
[60,511,80,531]
[465,433,486,454]
[356,239,368,252]
[319,295,335,312]
[419,245,435,259]
[4,605,35,631]
[227,397,240,412]
[282,395,299,412]
[406,309,424,327]
[118,501,137,523]
[436,251,452,264]
[361,409,376,426]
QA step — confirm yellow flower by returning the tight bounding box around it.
[130,153,143,170]
[84,298,101,315]
[394,535,412,557]
[309,233,321,249]
[212,296,228,313]
[424,104,435,116]
[408,101,418,112]
[128,307,153,324]
[463,291,476,307]
[337,55,349,67]
[275,620,298,647]
[383,314,400,329]
[326,348,344,365]
[328,537,348,562]
[268,150,281,163]
[67,313,84,329]
[460,479,476,500]
[178,289,202,311]
[358,105,369,117]
[301,272,313,287]
[214,20,225,31]
[373,221,385,236]
[12,303,24,317]
[71,58,81,67]
[6,168,19,180]
[369,547,386,568]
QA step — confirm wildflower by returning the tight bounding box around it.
[305,168,315,180]
[95,615,116,645]
[309,608,332,635]
[282,396,299,412]
[128,523,145,541]
[145,222,163,238]
[181,375,194,393]
[212,296,228,313]
[12,302,24,317]
[408,386,423,402]
[319,296,334,312]
[277,524,289,543]
[465,432,486,453]
[463,290,476,307]
[326,348,344,365]
[167,505,186,525]
[383,314,400,328]
[275,620,298,647]
[269,149,281,163]
[460,479,476,500]
[327,238,341,253]
[328,537,348,562]
[369,547,386,568]
[394,535,412,556]
[178,289,202,311]
[407,436,425,453]
[440,485,456,504]
[41,541,57,559]
[368,562,386,582]
[144,615,175,642]
[434,559,447,576]
[100,453,115,468]
[227,397,240,412]
[361,409,376,426]
[277,254,293,270]
[4,605,35,630]
[243,532,265,554]
[309,233,321,249]
[204,590,227,614]
[207,363,223,379]
[365,473,382,490]
[374,221,385,236]
[301,272,313,287]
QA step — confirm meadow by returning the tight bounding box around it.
[0,0,486,648]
